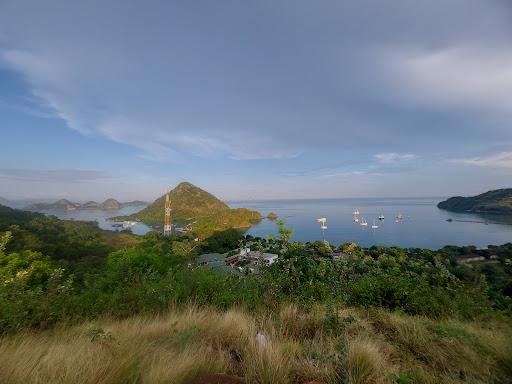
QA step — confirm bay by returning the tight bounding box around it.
[229,197,512,249]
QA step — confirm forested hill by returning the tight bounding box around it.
[114,182,262,237]
[438,188,512,214]
[0,204,136,262]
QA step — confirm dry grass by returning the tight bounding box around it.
[0,304,510,384]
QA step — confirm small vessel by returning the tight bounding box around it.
[360,218,368,227]
[353,209,360,215]
[371,220,379,229]
[354,216,360,223]
[318,219,328,242]
[378,214,385,220]
[396,213,404,220]
[113,221,136,229]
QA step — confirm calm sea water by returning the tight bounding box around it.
[39,198,512,249]
[38,206,152,236]
[229,198,512,249]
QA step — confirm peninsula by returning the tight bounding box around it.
[438,188,512,214]
[113,182,262,237]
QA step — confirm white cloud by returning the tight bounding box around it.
[459,152,512,169]
[1,0,512,165]
[374,153,416,164]
[384,46,512,115]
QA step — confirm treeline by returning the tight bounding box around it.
[0,206,511,333]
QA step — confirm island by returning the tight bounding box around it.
[25,198,148,212]
[437,188,512,214]
[112,182,262,237]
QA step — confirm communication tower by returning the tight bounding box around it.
[163,193,173,236]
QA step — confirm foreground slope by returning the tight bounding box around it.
[117,182,262,237]
[0,304,510,384]
[438,188,512,214]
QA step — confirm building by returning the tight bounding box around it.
[239,248,278,266]
[456,255,485,263]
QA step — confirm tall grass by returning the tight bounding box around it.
[0,304,510,384]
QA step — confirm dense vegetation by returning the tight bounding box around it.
[115,182,262,237]
[438,188,512,214]
[1,206,511,382]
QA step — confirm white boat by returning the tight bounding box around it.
[353,209,360,215]
[317,217,327,225]
[378,214,385,220]
[320,225,327,230]
[122,221,137,229]
[371,220,379,229]
[354,217,360,223]
[360,218,368,227]
[396,213,404,220]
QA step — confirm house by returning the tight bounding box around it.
[224,255,240,265]
[456,255,485,263]
[243,250,278,265]
[332,251,350,261]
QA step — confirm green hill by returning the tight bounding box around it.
[438,188,512,214]
[26,199,81,211]
[114,182,262,237]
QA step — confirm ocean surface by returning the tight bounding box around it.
[37,206,153,236]
[38,198,512,249]
[229,197,512,249]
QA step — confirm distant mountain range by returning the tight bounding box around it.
[25,198,148,212]
[113,182,262,237]
[438,188,512,214]
[0,197,11,207]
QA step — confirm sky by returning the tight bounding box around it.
[0,0,511,202]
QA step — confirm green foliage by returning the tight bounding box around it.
[438,188,512,214]
[0,204,137,263]
[0,233,73,331]
[389,371,413,384]
[200,228,244,254]
[0,210,511,334]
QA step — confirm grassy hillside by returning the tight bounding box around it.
[0,204,137,262]
[116,182,262,237]
[0,304,510,384]
[438,188,512,214]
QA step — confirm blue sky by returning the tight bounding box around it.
[1,0,511,202]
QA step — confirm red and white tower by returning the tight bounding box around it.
[163,193,173,236]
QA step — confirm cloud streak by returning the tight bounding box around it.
[375,153,416,164]
[0,168,110,183]
[458,152,512,170]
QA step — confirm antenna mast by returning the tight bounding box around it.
[164,193,173,236]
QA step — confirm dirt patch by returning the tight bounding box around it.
[188,373,245,384]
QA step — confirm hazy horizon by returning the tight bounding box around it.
[1,1,511,201]
[0,189,469,206]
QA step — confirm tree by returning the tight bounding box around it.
[276,219,293,244]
